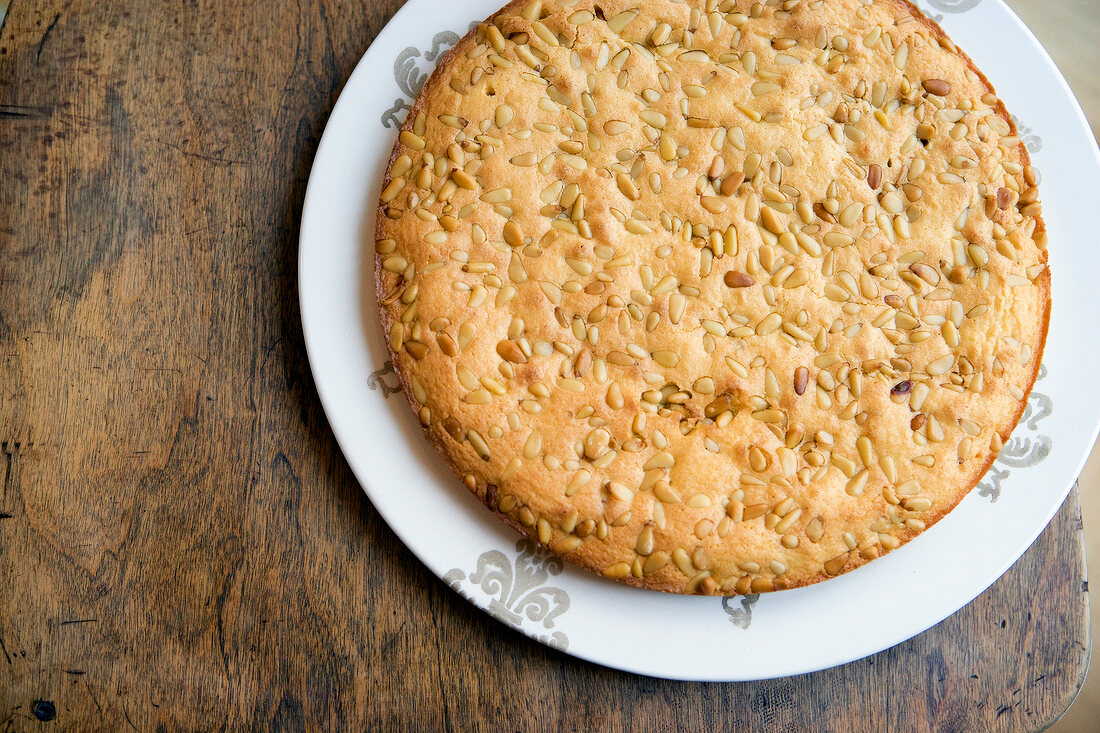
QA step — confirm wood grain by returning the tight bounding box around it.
[0,1,1088,730]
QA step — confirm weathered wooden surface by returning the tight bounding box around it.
[0,1,1088,730]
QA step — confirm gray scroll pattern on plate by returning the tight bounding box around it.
[722,594,761,630]
[1011,115,1044,183]
[445,539,571,651]
[366,360,402,396]
[380,25,478,129]
[916,0,983,23]
[1011,116,1044,156]
[978,365,1053,502]
[927,0,983,12]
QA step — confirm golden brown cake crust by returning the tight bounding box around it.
[375,0,1050,594]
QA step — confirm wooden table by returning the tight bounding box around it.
[0,2,1089,730]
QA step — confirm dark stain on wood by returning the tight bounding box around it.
[32,700,56,722]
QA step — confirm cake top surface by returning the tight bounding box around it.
[375,0,1049,595]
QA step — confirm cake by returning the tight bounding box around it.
[374,0,1050,594]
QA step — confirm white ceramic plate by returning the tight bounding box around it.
[300,0,1100,681]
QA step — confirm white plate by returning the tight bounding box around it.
[300,0,1100,681]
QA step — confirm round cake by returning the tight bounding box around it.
[374,0,1050,594]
